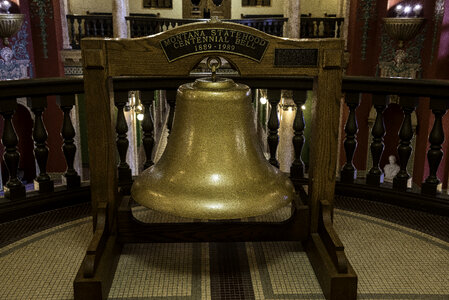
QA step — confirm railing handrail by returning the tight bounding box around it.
[66,14,112,20]
[2,75,449,99]
[125,16,288,22]
[0,77,84,100]
[111,75,313,91]
[302,16,344,20]
[342,75,449,98]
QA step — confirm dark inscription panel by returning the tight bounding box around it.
[274,49,318,67]
[160,29,269,62]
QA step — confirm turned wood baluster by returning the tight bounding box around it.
[323,20,330,37]
[267,89,281,168]
[152,21,158,34]
[99,19,105,37]
[273,21,279,36]
[279,21,284,36]
[135,23,140,37]
[108,19,113,36]
[166,90,177,137]
[422,98,447,195]
[77,18,82,43]
[93,19,98,36]
[290,90,307,180]
[366,94,388,186]
[340,93,361,183]
[140,91,155,169]
[393,96,418,191]
[0,99,25,199]
[115,91,132,184]
[85,20,91,37]
[28,96,54,193]
[144,22,150,36]
[68,17,77,48]
[300,21,306,37]
[336,20,342,38]
[56,95,81,189]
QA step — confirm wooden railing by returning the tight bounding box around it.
[0,77,88,221]
[300,17,344,38]
[127,16,287,38]
[67,14,113,49]
[339,76,449,214]
[66,14,343,49]
[67,15,290,49]
[1,75,448,222]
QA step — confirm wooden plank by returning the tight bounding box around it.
[305,234,357,300]
[80,22,343,77]
[308,50,343,232]
[74,235,122,300]
[81,40,118,230]
[117,196,310,243]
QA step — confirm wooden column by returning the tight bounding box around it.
[308,46,343,232]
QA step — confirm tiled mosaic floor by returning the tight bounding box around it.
[0,197,448,300]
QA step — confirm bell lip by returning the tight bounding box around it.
[130,194,294,220]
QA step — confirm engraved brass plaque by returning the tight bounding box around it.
[160,28,269,62]
[274,49,318,67]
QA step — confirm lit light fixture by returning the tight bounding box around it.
[0,0,24,46]
[259,96,267,105]
[413,4,422,16]
[395,4,404,16]
[127,92,145,121]
[0,0,11,13]
[404,6,412,15]
[135,103,144,121]
[301,105,306,110]
[384,2,425,48]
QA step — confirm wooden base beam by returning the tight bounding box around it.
[306,234,357,300]
[74,202,122,300]
[117,196,310,243]
[306,199,357,300]
[74,235,122,300]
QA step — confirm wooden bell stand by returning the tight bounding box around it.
[74,21,357,300]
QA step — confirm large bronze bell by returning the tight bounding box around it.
[131,75,295,219]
